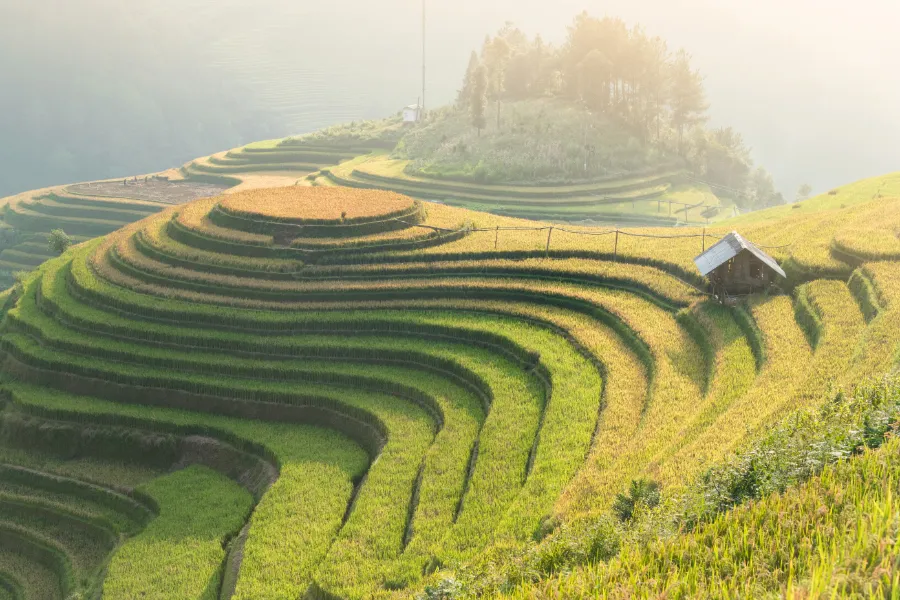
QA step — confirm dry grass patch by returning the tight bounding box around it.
[218,186,416,224]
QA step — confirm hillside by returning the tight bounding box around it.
[0,178,231,290]
[0,166,897,597]
[397,99,675,184]
[322,16,781,212]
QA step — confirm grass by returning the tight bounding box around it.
[398,100,672,184]
[103,466,253,600]
[22,246,611,592]
[0,179,195,289]
[320,154,704,226]
[0,548,59,600]
[8,384,369,599]
[0,495,117,589]
[0,459,154,598]
[514,436,900,599]
[218,186,416,223]
[2,164,900,599]
[0,445,162,490]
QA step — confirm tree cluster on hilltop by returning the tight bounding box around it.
[454,15,783,209]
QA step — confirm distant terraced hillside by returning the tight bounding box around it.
[314,154,716,226]
[0,171,898,597]
[0,179,230,289]
[177,133,722,226]
[0,135,386,288]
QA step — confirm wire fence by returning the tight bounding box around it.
[402,220,794,258]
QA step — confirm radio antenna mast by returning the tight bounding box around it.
[421,0,426,118]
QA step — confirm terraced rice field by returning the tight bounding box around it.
[178,138,719,227]
[179,141,372,188]
[313,155,716,226]
[514,435,900,599]
[0,181,230,289]
[0,169,897,598]
[67,180,228,205]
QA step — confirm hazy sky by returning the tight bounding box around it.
[416,0,900,196]
[2,0,898,197]
[185,0,900,195]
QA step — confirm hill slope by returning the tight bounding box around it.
[0,173,897,597]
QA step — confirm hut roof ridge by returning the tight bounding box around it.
[693,231,786,278]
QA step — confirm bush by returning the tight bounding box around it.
[418,578,464,600]
[612,478,661,522]
[681,376,900,526]
[48,229,72,255]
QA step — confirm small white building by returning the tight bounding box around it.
[402,104,421,124]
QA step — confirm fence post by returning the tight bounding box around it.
[494,226,499,250]
[545,227,553,257]
[702,227,706,252]
[613,229,619,262]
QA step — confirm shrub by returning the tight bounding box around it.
[418,578,465,600]
[48,229,72,255]
[681,375,900,526]
[612,478,661,522]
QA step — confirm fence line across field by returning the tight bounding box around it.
[401,220,793,256]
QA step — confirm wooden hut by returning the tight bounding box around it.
[694,231,786,300]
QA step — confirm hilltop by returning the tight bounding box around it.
[289,15,783,216]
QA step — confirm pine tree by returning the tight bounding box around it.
[482,37,511,129]
[578,49,612,111]
[642,36,670,143]
[456,51,480,109]
[470,63,488,135]
[669,50,708,154]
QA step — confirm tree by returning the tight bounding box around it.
[669,50,708,154]
[482,37,511,129]
[456,51,480,109]
[470,63,488,135]
[561,14,627,104]
[504,52,532,100]
[796,183,813,202]
[48,228,71,255]
[496,21,529,53]
[527,35,556,97]
[577,49,612,111]
[750,167,784,209]
[701,127,753,202]
[641,36,670,143]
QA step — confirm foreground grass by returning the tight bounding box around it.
[0,548,59,600]
[515,436,900,599]
[103,466,252,600]
[8,385,368,599]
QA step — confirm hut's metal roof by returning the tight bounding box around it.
[694,231,786,278]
